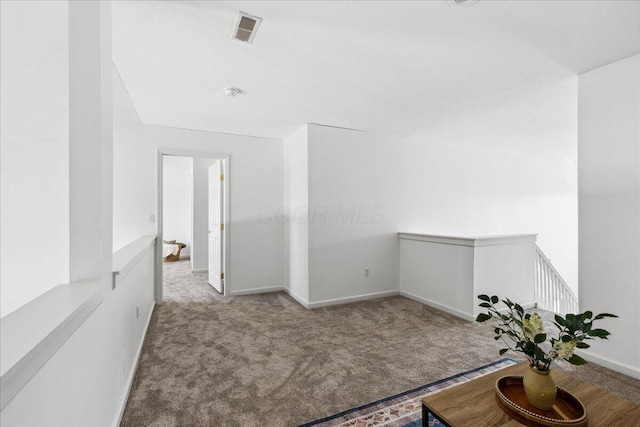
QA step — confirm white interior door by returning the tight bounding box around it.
[208,161,223,293]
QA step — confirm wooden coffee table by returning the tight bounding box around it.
[421,361,640,426]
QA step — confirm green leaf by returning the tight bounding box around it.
[479,302,491,308]
[491,295,499,304]
[524,341,536,354]
[478,294,490,302]
[499,349,509,356]
[576,342,590,349]
[534,346,547,363]
[594,313,618,320]
[583,311,593,319]
[514,303,524,314]
[567,354,588,365]
[554,315,566,326]
[561,335,573,343]
[534,333,547,344]
[587,329,611,338]
[476,313,492,322]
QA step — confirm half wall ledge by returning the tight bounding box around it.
[0,280,102,410]
[398,232,537,247]
[0,235,157,410]
[398,232,538,321]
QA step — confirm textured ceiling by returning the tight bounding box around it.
[112,1,640,140]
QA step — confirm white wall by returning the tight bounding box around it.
[283,126,310,303]
[578,54,640,378]
[191,158,217,271]
[399,234,536,320]
[306,125,399,305]
[0,1,70,317]
[398,78,579,295]
[473,240,536,314]
[0,4,153,426]
[0,246,156,426]
[162,156,192,258]
[113,124,284,293]
[399,238,475,318]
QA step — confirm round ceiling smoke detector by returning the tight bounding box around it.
[224,87,241,97]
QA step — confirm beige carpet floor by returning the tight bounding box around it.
[121,260,640,427]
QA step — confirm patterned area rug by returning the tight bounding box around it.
[300,358,516,427]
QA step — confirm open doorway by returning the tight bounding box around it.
[156,150,230,303]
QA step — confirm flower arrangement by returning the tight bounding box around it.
[475,295,617,371]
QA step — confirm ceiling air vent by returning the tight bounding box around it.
[232,12,262,44]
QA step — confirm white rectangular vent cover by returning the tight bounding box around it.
[232,12,262,43]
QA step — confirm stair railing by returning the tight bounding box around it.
[534,245,578,315]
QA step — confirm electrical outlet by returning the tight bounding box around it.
[148,214,155,224]
[136,303,140,319]
[364,267,370,277]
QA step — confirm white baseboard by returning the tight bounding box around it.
[191,269,207,273]
[282,287,310,308]
[307,290,400,309]
[226,286,312,308]
[229,286,285,296]
[577,350,640,380]
[399,290,475,321]
[113,302,155,427]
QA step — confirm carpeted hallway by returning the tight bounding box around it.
[121,260,640,427]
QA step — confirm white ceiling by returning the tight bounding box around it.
[112,0,640,140]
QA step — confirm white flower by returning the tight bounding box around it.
[553,340,577,360]
[522,312,544,339]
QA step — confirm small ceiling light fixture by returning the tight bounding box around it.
[224,87,241,97]
[454,0,480,6]
[232,11,262,43]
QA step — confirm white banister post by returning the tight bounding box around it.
[68,1,112,288]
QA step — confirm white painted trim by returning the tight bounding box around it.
[155,151,164,303]
[474,234,537,247]
[307,290,400,309]
[399,290,475,321]
[112,302,155,427]
[191,268,208,274]
[112,236,157,289]
[576,350,640,380]
[0,281,103,410]
[230,286,285,296]
[398,233,476,247]
[282,287,310,308]
[398,233,537,247]
[159,148,232,160]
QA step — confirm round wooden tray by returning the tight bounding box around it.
[495,376,587,427]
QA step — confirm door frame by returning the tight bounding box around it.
[207,160,224,293]
[156,148,231,303]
